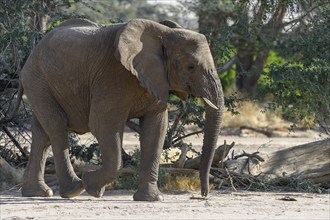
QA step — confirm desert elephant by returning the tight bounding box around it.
[11,18,224,201]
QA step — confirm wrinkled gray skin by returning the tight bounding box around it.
[20,18,224,201]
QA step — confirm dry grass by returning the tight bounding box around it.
[222,101,290,130]
[161,175,201,193]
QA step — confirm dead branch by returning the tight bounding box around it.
[217,56,237,73]
[183,140,235,169]
[1,125,28,158]
[167,103,186,148]
[240,125,274,137]
[234,151,265,162]
[172,130,204,145]
[173,144,190,168]
[225,167,237,191]
[281,5,319,28]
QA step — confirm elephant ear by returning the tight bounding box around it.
[159,20,182,29]
[159,20,188,101]
[114,19,169,103]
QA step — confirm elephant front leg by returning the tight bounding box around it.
[82,114,125,197]
[133,108,168,201]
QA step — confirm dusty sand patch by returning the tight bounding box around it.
[1,189,329,220]
[1,131,328,220]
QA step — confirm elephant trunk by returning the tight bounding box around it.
[200,73,224,197]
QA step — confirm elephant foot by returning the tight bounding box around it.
[82,171,108,198]
[133,182,164,201]
[59,178,84,198]
[22,181,53,197]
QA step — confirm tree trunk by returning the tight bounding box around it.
[226,139,330,186]
[261,139,330,185]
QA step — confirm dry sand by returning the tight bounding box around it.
[1,189,329,220]
[1,131,329,220]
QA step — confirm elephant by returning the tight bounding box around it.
[6,18,224,201]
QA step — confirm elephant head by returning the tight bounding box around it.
[115,19,224,197]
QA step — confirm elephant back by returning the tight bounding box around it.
[58,18,99,28]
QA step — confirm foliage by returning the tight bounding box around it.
[182,0,330,133]
[0,0,78,91]
[165,95,205,150]
[0,0,85,165]
[107,148,139,190]
[262,62,330,133]
[0,0,35,91]
[61,0,181,24]
[260,3,330,134]
[184,0,329,98]
[69,133,101,165]
[105,148,189,191]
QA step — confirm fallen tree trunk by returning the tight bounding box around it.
[0,155,24,189]
[261,138,330,186]
[45,139,330,188]
[225,138,330,186]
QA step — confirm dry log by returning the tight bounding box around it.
[183,141,235,169]
[260,138,330,186]
[0,155,24,187]
[43,139,329,187]
[0,155,14,172]
[225,139,330,186]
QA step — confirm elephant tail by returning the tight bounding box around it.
[0,83,24,126]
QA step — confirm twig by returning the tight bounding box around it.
[173,144,190,168]
[281,5,319,28]
[257,140,272,151]
[167,102,186,147]
[1,125,28,158]
[234,151,265,162]
[220,140,227,168]
[225,167,237,191]
[172,130,204,144]
[217,56,237,73]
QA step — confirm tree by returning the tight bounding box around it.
[185,0,327,95]
[183,0,329,133]
[262,2,330,134]
[0,0,80,164]
[62,0,181,23]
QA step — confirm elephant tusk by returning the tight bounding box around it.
[202,97,219,110]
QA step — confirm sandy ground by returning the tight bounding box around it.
[1,189,329,220]
[1,131,329,220]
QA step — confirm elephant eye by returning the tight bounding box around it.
[187,64,195,72]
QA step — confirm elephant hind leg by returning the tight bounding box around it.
[26,95,84,198]
[22,115,53,197]
[43,109,84,198]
